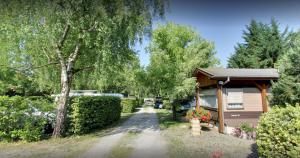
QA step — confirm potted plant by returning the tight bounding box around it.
[186,109,201,136]
[199,108,211,128]
[186,107,211,135]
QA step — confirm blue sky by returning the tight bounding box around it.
[135,0,300,67]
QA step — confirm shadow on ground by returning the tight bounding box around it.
[92,107,160,137]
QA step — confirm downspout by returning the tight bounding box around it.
[222,76,230,86]
[217,76,230,133]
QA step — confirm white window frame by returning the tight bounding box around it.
[226,88,244,110]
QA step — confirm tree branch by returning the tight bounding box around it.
[57,24,70,49]
[73,66,95,74]
[67,34,84,73]
[31,62,60,70]
[86,21,98,32]
[0,62,59,72]
[42,47,53,63]
[68,40,82,64]
[55,23,71,69]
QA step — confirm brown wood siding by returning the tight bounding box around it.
[224,111,262,127]
[197,73,217,88]
[225,118,260,127]
[243,88,263,111]
[223,87,262,112]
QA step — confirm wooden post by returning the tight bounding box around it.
[252,81,268,113]
[217,84,224,133]
[261,83,268,113]
[195,82,200,111]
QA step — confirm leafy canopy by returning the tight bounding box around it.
[147,23,219,99]
[0,0,165,94]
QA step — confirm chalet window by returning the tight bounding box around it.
[199,89,217,108]
[200,95,217,108]
[226,88,243,110]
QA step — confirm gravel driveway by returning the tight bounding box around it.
[80,107,168,158]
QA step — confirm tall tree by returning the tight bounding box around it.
[147,23,219,100]
[271,31,300,106]
[228,19,290,68]
[0,0,165,137]
[73,53,147,98]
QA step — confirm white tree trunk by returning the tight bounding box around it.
[53,67,72,137]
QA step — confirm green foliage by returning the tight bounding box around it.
[271,31,300,106]
[0,0,165,136]
[121,99,137,113]
[136,98,144,107]
[0,0,165,94]
[228,19,291,68]
[240,122,255,133]
[163,99,172,110]
[69,96,121,135]
[185,107,210,122]
[79,55,148,97]
[147,23,219,99]
[0,96,55,142]
[256,105,300,157]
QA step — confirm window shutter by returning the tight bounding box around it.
[227,88,243,103]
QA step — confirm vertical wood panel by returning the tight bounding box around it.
[197,73,217,87]
[217,84,224,133]
[195,83,200,111]
[261,84,268,112]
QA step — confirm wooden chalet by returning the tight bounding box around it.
[194,68,279,133]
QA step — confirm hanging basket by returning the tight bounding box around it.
[190,118,201,136]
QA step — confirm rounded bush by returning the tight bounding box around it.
[70,96,121,135]
[121,99,137,113]
[163,99,171,110]
[256,105,300,157]
[0,96,55,142]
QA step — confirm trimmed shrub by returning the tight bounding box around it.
[256,105,300,157]
[70,96,121,135]
[121,99,137,113]
[163,99,171,110]
[0,96,55,142]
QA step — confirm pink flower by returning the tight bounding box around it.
[210,151,223,158]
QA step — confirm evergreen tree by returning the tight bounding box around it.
[228,19,290,68]
[271,31,300,106]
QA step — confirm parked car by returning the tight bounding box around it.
[144,98,154,106]
[154,97,163,109]
[179,99,196,113]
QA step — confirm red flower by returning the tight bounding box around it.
[201,116,208,122]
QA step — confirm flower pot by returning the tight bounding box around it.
[190,119,201,136]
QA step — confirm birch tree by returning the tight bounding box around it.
[0,0,165,137]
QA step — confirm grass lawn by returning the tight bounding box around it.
[0,113,133,158]
[155,109,258,158]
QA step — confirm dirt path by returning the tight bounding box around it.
[80,107,168,158]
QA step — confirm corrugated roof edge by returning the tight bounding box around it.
[195,68,279,79]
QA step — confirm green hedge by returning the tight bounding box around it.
[256,105,300,157]
[69,96,121,135]
[163,99,171,110]
[0,96,55,142]
[121,99,137,113]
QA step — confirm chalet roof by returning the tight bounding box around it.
[196,68,279,80]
